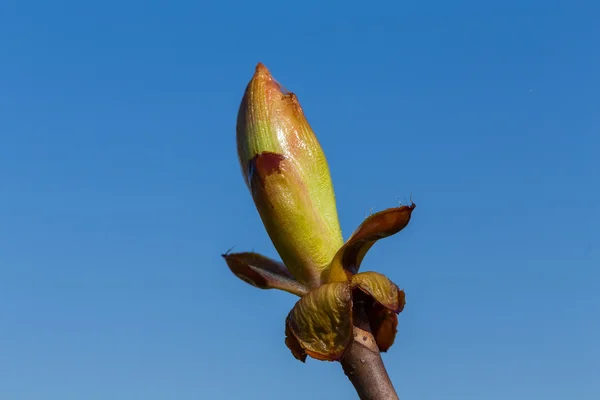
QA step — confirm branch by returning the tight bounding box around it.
[340,300,399,400]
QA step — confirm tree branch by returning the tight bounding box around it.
[340,300,399,400]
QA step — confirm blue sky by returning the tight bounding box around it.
[1,1,598,399]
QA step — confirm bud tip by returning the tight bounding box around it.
[255,62,271,77]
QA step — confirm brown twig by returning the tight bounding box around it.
[340,299,399,400]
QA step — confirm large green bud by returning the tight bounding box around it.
[236,63,344,287]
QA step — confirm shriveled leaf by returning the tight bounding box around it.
[285,323,307,362]
[367,304,399,352]
[285,282,353,361]
[351,271,405,313]
[352,271,405,352]
[327,204,415,278]
[222,252,308,296]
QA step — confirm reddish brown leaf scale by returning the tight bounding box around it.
[285,323,307,362]
[371,288,405,351]
[341,203,416,275]
[222,252,308,296]
[350,272,406,352]
[223,252,291,286]
[285,282,354,361]
[355,203,415,239]
[397,289,406,313]
[286,308,356,361]
[367,304,399,352]
[351,271,403,313]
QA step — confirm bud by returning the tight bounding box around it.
[236,63,343,287]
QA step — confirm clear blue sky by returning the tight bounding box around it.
[1,1,598,399]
